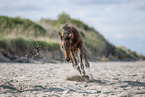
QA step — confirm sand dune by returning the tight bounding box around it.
[0,61,145,96]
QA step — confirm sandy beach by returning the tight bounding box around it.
[0,61,145,97]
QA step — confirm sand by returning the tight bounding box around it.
[0,61,145,97]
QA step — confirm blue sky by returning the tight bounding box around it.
[0,0,145,55]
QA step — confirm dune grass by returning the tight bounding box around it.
[0,16,46,37]
[0,37,60,57]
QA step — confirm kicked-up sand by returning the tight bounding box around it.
[0,61,145,97]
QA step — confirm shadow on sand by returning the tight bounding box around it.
[24,85,64,92]
[119,81,145,94]
[66,75,106,84]
[121,81,145,87]
[0,82,64,93]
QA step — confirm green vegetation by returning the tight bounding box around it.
[0,37,60,54]
[57,12,71,24]
[0,13,145,62]
[0,37,62,62]
[0,16,46,37]
[114,46,145,61]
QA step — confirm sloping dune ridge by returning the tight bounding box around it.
[0,61,145,96]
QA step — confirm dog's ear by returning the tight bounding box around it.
[59,32,62,41]
[63,24,69,30]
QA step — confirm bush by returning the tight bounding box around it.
[57,12,71,24]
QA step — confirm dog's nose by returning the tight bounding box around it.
[65,58,70,62]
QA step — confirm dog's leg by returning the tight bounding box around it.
[70,51,82,75]
[78,49,86,76]
[82,48,94,80]
[82,49,90,68]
